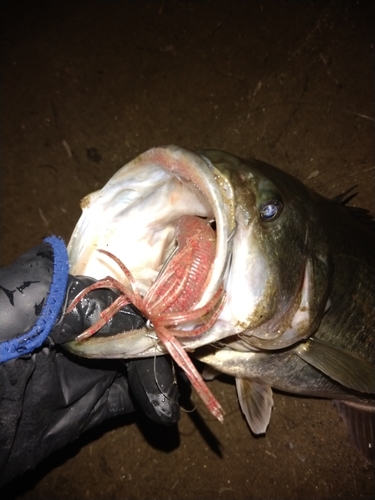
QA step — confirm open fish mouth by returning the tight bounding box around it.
[66,145,237,357]
[65,145,375,453]
[65,145,328,359]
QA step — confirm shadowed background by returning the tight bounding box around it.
[0,1,374,499]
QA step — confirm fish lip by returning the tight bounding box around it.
[66,145,237,357]
[63,328,163,359]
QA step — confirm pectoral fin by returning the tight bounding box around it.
[333,400,375,465]
[235,378,274,434]
[296,337,375,394]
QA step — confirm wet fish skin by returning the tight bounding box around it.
[197,150,375,464]
[201,150,374,354]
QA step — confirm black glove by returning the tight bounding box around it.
[0,236,180,486]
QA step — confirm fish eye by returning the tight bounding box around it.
[259,200,283,221]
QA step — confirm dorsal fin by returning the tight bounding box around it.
[332,187,375,232]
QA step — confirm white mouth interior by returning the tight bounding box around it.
[68,146,234,308]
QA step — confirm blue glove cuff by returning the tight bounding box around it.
[0,236,69,363]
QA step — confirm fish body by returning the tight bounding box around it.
[196,150,375,463]
[66,146,375,462]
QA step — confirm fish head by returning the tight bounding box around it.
[200,150,332,349]
[66,147,332,358]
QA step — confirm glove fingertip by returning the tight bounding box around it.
[127,357,180,426]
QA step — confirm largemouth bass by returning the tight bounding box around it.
[66,146,375,462]
[196,150,375,464]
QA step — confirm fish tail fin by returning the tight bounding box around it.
[333,400,375,465]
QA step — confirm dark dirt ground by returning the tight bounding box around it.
[0,1,374,499]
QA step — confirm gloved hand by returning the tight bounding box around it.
[0,236,180,486]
